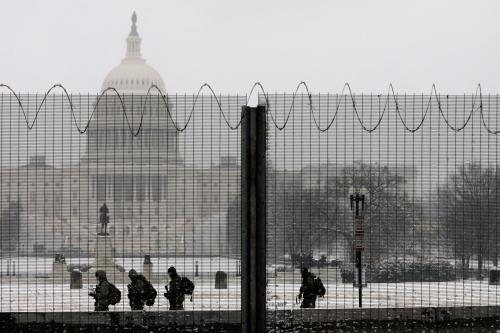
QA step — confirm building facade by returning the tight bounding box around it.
[0,13,239,258]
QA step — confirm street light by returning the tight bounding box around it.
[348,185,368,308]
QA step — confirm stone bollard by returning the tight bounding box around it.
[143,254,153,281]
[215,271,228,289]
[489,270,500,285]
[70,270,83,289]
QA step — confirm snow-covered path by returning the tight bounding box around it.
[2,279,500,312]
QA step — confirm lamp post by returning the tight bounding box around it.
[349,186,367,308]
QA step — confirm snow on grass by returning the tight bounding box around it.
[2,278,500,312]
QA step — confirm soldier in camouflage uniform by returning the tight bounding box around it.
[89,270,111,311]
[164,266,185,310]
[298,267,317,308]
[127,269,147,310]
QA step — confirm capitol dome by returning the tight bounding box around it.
[101,12,165,94]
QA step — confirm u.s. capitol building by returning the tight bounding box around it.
[0,13,240,258]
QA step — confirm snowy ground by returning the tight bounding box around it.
[0,257,240,276]
[2,257,500,312]
[2,278,500,312]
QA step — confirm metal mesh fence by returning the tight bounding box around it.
[265,92,500,325]
[1,89,500,329]
[0,93,244,316]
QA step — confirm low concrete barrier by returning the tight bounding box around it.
[6,306,500,326]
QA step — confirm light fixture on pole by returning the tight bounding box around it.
[349,185,368,308]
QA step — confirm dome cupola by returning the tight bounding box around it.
[101,11,165,94]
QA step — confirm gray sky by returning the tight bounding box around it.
[2,0,500,94]
[0,0,498,189]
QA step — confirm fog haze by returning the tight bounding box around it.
[1,0,500,94]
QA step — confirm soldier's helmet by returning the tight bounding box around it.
[168,266,177,275]
[95,270,107,281]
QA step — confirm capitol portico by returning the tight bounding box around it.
[0,12,239,258]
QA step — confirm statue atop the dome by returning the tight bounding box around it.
[130,11,138,37]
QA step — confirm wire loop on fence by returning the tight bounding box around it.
[1,82,499,135]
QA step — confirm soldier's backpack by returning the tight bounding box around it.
[144,281,157,306]
[314,277,326,297]
[108,282,122,305]
[181,277,195,295]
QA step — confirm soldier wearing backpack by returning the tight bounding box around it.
[297,267,325,308]
[164,266,194,310]
[127,269,157,310]
[89,270,121,311]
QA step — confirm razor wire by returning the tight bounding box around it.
[1,82,499,135]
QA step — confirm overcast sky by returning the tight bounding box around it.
[2,0,500,94]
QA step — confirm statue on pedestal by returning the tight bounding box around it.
[99,203,110,236]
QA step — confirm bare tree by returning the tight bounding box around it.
[439,162,500,277]
[268,162,418,264]
[341,162,419,263]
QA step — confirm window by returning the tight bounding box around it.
[151,175,160,202]
[135,175,145,202]
[124,175,134,201]
[96,175,107,201]
[113,175,124,202]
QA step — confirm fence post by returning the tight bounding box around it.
[241,104,267,333]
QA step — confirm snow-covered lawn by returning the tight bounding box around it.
[0,257,240,276]
[2,278,500,312]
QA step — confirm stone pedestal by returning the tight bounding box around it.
[89,234,124,282]
[92,235,114,269]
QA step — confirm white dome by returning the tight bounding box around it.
[101,58,165,94]
[101,12,165,94]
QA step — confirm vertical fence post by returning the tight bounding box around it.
[241,105,267,333]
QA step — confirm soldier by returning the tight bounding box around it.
[127,269,146,310]
[89,270,111,311]
[164,266,185,310]
[127,269,157,310]
[298,267,317,308]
